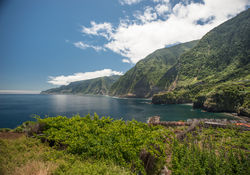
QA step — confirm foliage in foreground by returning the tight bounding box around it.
[0,135,131,175]
[36,114,170,174]
[170,127,250,175]
[1,115,250,175]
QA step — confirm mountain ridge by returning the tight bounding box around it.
[109,40,199,98]
[41,75,120,95]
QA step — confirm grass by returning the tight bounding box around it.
[0,134,132,175]
[0,135,56,175]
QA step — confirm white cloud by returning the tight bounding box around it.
[119,0,142,5]
[155,2,171,16]
[152,0,169,2]
[82,21,113,39]
[134,6,158,23]
[48,69,123,86]
[74,41,105,52]
[122,59,131,63]
[82,0,250,64]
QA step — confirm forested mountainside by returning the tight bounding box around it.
[152,9,250,116]
[109,40,199,98]
[41,75,120,95]
[41,9,250,116]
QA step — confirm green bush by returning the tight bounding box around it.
[1,116,249,174]
[0,128,12,132]
[37,114,171,174]
[170,128,250,175]
[0,134,132,175]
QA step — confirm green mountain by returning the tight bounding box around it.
[41,75,120,95]
[109,40,199,98]
[41,9,250,116]
[152,9,250,116]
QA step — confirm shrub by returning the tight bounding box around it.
[37,114,171,174]
[170,128,250,175]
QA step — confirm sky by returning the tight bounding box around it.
[0,0,249,93]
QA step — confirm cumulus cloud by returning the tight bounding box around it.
[119,0,142,5]
[82,21,113,39]
[81,0,250,64]
[155,0,171,16]
[134,6,158,23]
[48,69,123,86]
[122,59,131,63]
[74,41,105,52]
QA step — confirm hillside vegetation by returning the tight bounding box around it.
[1,115,249,175]
[152,9,250,116]
[41,75,120,95]
[109,40,199,98]
[158,8,250,90]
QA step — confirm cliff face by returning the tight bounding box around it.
[193,83,250,116]
[109,40,199,98]
[41,75,120,95]
[152,9,250,116]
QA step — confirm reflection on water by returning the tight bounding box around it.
[0,94,233,128]
[51,95,68,112]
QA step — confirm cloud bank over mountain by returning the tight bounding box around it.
[48,69,123,85]
[76,0,250,64]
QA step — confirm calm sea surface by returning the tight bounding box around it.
[0,94,233,128]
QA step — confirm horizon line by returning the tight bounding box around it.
[0,90,41,94]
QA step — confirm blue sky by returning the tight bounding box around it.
[0,0,249,92]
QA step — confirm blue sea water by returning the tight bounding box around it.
[0,94,232,128]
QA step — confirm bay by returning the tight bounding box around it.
[0,94,232,128]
